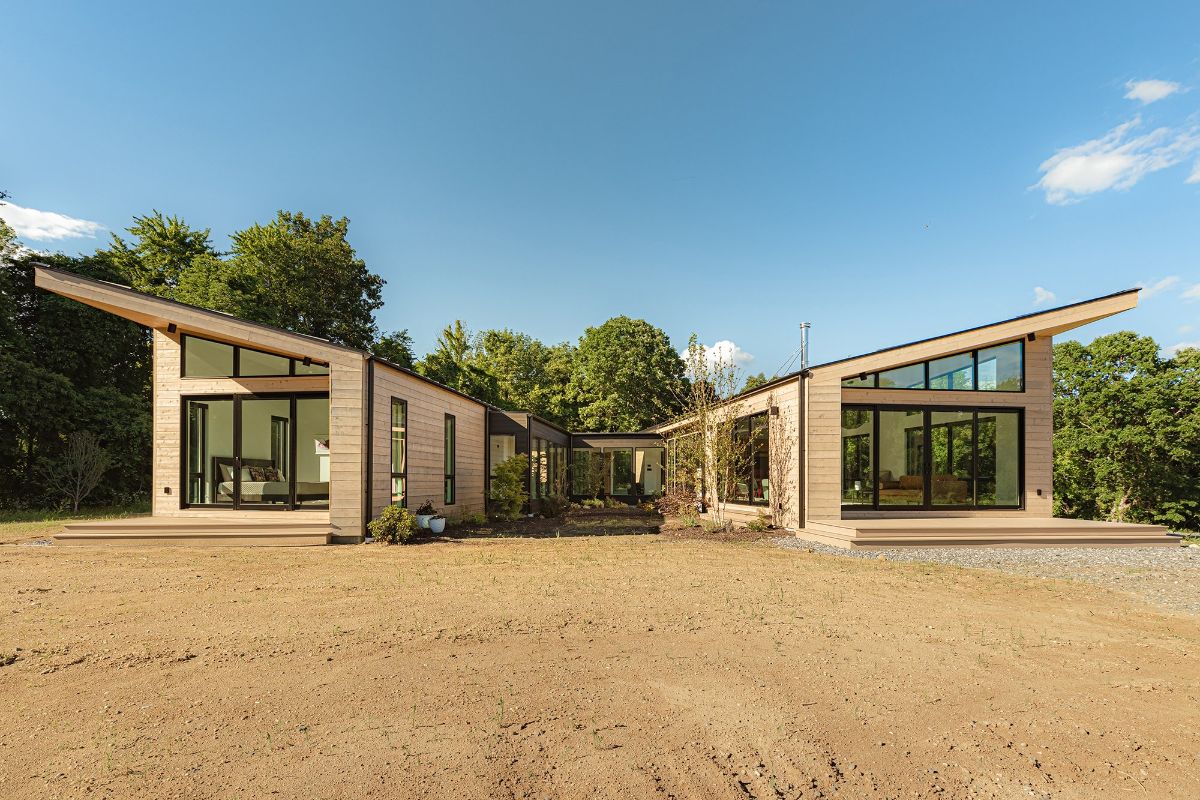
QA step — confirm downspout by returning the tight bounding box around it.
[363,356,374,541]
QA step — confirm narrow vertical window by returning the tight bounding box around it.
[391,399,407,506]
[444,414,456,504]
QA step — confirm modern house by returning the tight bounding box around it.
[653,287,1175,547]
[35,265,662,545]
[36,266,1174,547]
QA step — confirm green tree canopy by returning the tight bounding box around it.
[569,316,685,431]
[419,320,500,402]
[371,329,416,369]
[470,329,578,426]
[1054,332,1200,531]
[741,372,770,393]
[104,212,217,296]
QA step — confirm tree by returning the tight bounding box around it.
[372,329,416,369]
[1054,332,1200,531]
[490,454,530,520]
[42,432,109,512]
[569,316,685,431]
[105,212,217,296]
[470,329,578,426]
[664,335,751,526]
[418,320,499,402]
[223,211,384,349]
[741,372,770,393]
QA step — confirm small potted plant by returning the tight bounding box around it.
[428,514,447,534]
[415,501,437,529]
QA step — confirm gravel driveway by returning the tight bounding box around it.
[775,537,1200,615]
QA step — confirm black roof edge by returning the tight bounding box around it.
[654,287,1140,416]
[33,263,363,354]
[32,263,496,408]
[806,287,1139,375]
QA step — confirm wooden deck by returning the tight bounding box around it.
[799,517,1178,549]
[56,515,332,547]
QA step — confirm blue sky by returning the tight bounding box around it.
[4,1,1200,373]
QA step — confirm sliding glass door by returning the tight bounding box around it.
[841,404,1022,511]
[182,393,329,510]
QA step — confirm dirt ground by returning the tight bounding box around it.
[2,523,1197,799]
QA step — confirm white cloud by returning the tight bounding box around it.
[1033,117,1200,204]
[681,339,755,370]
[1033,286,1057,306]
[1188,160,1200,185]
[1124,79,1183,105]
[1178,324,1195,335]
[1136,276,1180,299]
[1165,340,1200,355]
[0,201,105,241]
[1182,284,1200,302]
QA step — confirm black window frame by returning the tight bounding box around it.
[728,410,770,507]
[840,402,1024,512]
[390,397,407,508]
[840,339,1025,393]
[444,413,456,505]
[181,333,329,378]
[178,391,329,512]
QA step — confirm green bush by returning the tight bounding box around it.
[489,454,529,521]
[540,494,570,518]
[580,498,604,509]
[368,503,418,544]
[679,512,700,528]
[460,511,487,526]
[745,513,771,532]
[603,496,626,509]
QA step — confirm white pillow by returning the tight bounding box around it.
[219,463,233,482]
[240,467,254,481]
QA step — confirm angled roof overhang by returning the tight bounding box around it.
[808,288,1139,380]
[34,265,361,364]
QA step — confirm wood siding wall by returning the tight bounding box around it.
[806,334,1054,522]
[150,329,367,540]
[369,363,487,523]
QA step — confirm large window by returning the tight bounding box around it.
[489,434,516,478]
[391,399,407,506]
[841,404,1022,510]
[183,393,329,509]
[444,414,456,505]
[730,412,769,506]
[842,340,1024,393]
[182,334,330,378]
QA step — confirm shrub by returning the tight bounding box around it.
[415,500,437,516]
[461,511,487,526]
[679,512,700,528]
[638,501,657,512]
[703,518,731,534]
[489,454,529,521]
[603,496,626,509]
[368,504,418,545]
[540,494,570,518]
[580,497,604,509]
[656,487,699,517]
[745,513,771,532]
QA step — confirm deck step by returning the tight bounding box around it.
[799,519,1178,549]
[56,518,331,547]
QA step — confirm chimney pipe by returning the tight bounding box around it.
[799,322,811,370]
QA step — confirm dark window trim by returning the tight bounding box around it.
[444,413,456,505]
[181,332,329,379]
[840,402,1025,513]
[727,410,770,507]
[841,339,1025,393]
[390,397,408,508]
[179,391,330,512]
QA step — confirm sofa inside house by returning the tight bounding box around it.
[877,471,970,505]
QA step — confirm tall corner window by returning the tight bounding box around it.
[391,398,407,506]
[730,411,769,505]
[444,413,456,505]
[977,341,1024,392]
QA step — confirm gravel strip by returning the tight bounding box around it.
[774,537,1200,615]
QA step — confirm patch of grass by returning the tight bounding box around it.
[0,503,150,545]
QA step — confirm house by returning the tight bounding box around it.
[34,265,661,545]
[652,288,1176,547]
[35,266,1174,547]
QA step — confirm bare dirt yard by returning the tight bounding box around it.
[2,513,1198,799]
